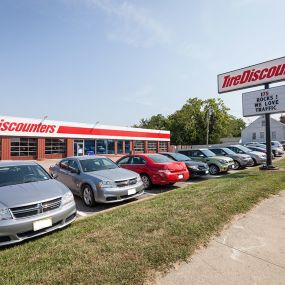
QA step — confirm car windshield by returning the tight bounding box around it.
[201,149,216,157]
[0,165,50,187]
[148,154,173,163]
[80,158,118,172]
[167,153,191,161]
[222,148,236,155]
[236,145,252,152]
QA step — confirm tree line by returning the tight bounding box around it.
[133,97,245,145]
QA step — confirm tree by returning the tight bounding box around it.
[133,98,245,145]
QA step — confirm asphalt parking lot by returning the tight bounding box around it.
[38,159,237,218]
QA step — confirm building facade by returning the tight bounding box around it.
[241,116,285,143]
[0,116,171,160]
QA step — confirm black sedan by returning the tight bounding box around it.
[159,152,209,178]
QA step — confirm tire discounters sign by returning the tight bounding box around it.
[242,85,285,117]
[218,57,285,93]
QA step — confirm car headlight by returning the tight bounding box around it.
[0,208,13,221]
[137,175,142,183]
[218,159,227,164]
[97,180,115,189]
[62,192,74,205]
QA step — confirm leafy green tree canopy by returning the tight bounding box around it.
[133,98,245,145]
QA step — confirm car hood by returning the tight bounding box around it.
[0,179,69,208]
[87,168,138,181]
[184,161,208,167]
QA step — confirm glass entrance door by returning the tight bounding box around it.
[74,140,84,156]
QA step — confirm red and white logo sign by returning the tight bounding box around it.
[218,57,285,93]
[0,116,170,141]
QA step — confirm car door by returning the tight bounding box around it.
[63,159,82,194]
[56,159,70,185]
[190,150,206,162]
[117,156,132,170]
[128,156,147,175]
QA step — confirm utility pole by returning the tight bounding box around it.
[206,107,212,146]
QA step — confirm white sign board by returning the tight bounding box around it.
[218,57,285,93]
[242,85,285,117]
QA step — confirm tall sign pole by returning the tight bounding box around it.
[264,83,272,167]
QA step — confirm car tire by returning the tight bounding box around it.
[252,158,257,165]
[141,174,152,189]
[233,160,240,170]
[209,164,220,175]
[272,150,276,157]
[82,184,96,207]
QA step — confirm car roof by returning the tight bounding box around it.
[0,161,39,167]
[63,155,108,160]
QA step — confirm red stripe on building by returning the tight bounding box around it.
[57,126,170,139]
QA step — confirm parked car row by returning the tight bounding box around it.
[244,141,284,157]
[1,140,282,247]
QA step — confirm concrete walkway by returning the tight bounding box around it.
[155,191,285,285]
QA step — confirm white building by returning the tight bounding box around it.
[241,116,285,143]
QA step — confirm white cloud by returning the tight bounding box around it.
[86,0,171,47]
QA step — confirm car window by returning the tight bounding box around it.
[59,160,69,170]
[68,160,80,172]
[211,149,221,155]
[167,153,190,161]
[117,157,130,165]
[80,158,118,172]
[178,150,191,157]
[130,156,146,165]
[0,165,50,187]
[201,149,216,157]
[148,154,173,163]
[191,150,202,157]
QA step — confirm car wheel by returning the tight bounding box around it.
[252,158,257,165]
[141,174,152,189]
[209,164,219,175]
[272,150,276,157]
[233,160,240,170]
[82,185,95,207]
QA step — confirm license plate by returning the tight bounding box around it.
[178,174,183,179]
[128,189,136,195]
[33,217,52,231]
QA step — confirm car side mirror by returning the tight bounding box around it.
[51,172,58,179]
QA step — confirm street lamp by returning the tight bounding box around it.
[39,115,48,124]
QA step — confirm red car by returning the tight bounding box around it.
[116,154,189,189]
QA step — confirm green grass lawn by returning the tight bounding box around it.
[1,159,285,285]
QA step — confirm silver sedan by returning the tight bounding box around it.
[49,156,145,206]
[0,161,76,247]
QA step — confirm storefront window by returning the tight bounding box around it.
[96,140,107,154]
[107,140,115,154]
[84,140,95,155]
[125,141,131,154]
[45,139,66,154]
[148,141,157,153]
[11,138,37,157]
[117,140,124,154]
[159,141,168,152]
[134,141,145,153]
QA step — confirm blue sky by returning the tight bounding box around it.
[1,0,284,126]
